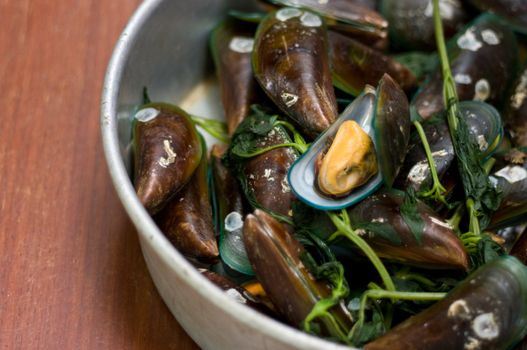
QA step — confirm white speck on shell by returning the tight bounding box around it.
[457,28,482,51]
[477,135,488,151]
[300,12,322,27]
[455,73,472,85]
[158,140,177,168]
[448,299,471,320]
[225,288,247,304]
[281,92,299,107]
[511,69,527,109]
[494,165,527,184]
[229,37,254,53]
[135,107,160,122]
[481,29,500,45]
[474,79,490,101]
[472,313,499,340]
[276,8,302,21]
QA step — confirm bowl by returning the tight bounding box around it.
[100,0,354,349]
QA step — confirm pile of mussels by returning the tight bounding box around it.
[131,0,527,348]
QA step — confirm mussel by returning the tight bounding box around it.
[511,227,527,265]
[380,0,469,51]
[412,14,518,121]
[133,103,202,214]
[211,20,261,135]
[288,74,410,210]
[265,0,388,50]
[243,209,354,336]
[346,190,469,270]
[328,30,417,96]
[211,145,253,275]
[365,256,527,350]
[155,136,218,262]
[397,101,503,192]
[252,8,338,138]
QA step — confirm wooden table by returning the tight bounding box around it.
[0,1,199,348]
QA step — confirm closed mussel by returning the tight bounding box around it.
[329,30,416,96]
[252,8,337,138]
[412,14,518,121]
[503,65,527,148]
[346,190,469,270]
[380,0,469,51]
[468,0,527,33]
[289,74,410,210]
[155,137,218,263]
[365,256,527,350]
[133,103,202,214]
[211,20,261,135]
[244,209,354,336]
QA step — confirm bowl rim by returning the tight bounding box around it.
[100,1,355,349]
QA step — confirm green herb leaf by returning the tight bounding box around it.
[400,188,426,244]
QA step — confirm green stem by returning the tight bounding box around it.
[395,271,437,288]
[233,142,306,158]
[447,203,465,232]
[190,115,230,143]
[328,211,396,293]
[413,120,449,206]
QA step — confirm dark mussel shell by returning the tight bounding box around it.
[243,125,298,219]
[397,101,503,191]
[211,20,261,135]
[329,30,417,96]
[211,144,245,228]
[347,190,469,270]
[199,269,277,317]
[155,138,218,262]
[503,66,527,148]
[133,103,202,214]
[412,14,518,121]
[243,209,354,335]
[267,0,388,50]
[380,0,469,51]
[488,162,527,230]
[211,144,253,275]
[468,0,527,33]
[252,8,337,138]
[365,256,527,350]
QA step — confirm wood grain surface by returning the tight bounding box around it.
[0,1,199,349]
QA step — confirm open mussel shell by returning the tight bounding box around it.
[411,14,518,121]
[243,209,354,336]
[380,0,469,51]
[288,74,410,210]
[133,103,202,214]
[468,0,527,34]
[252,8,337,138]
[365,256,527,350]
